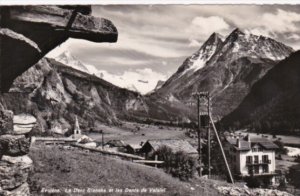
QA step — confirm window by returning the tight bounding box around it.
[248,166,253,175]
[262,155,269,163]
[246,156,252,164]
[254,166,259,174]
[262,165,269,173]
[252,148,258,152]
[254,155,259,164]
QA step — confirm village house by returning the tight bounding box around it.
[104,140,127,152]
[139,139,198,159]
[224,134,279,187]
[126,143,143,154]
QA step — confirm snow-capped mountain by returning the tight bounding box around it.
[56,51,90,73]
[152,28,294,118]
[55,51,161,95]
[176,32,223,78]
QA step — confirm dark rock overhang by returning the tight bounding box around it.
[0,5,118,92]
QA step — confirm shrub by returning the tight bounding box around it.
[171,151,196,181]
[153,146,196,181]
[245,176,261,188]
[153,146,174,173]
[274,140,288,155]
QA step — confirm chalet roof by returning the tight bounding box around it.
[226,136,278,151]
[250,138,279,149]
[227,138,251,150]
[144,139,198,154]
[105,140,126,147]
[126,144,142,150]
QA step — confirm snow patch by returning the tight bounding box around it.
[179,43,217,77]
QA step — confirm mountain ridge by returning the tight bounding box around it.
[220,50,300,135]
[0,58,148,135]
[150,28,294,121]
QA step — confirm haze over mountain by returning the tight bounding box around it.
[150,28,294,120]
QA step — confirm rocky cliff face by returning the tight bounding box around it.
[150,28,293,121]
[0,58,147,135]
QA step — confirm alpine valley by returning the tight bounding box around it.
[0,28,296,134]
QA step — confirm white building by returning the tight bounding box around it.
[72,116,82,140]
[224,135,279,187]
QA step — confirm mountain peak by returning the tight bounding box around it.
[174,32,224,77]
[55,50,89,73]
[231,28,244,34]
[205,32,223,45]
[209,32,220,39]
[56,51,77,63]
[225,28,245,42]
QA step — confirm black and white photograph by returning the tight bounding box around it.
[0,1,300,195]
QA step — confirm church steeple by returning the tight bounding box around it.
[74,116,81,137]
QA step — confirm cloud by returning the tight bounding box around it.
[188,39,201,47]
[99,56,148,66]
[186,16,230,41]
[98,68,168,94]
[260,9,300,34]
[287,34,300,40]
[243,9,300,40]
[47,5,300,89]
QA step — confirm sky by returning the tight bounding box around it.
[47,4,300,94]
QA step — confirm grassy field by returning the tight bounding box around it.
[87,121,188,145]
[235,130,300,146]
[276,155,298,173]
[28,145,221,196]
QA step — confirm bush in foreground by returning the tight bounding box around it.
[153,146,196,181]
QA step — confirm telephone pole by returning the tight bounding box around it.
[194,91,234,183]
[207,94,211,178]
[197,95,202,177]
[195,91,210,177]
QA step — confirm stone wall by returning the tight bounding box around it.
[0,110,36,195]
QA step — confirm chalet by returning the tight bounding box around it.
[126,143,142,154]
[140,139,198,159]
[104,140,127,152]
[224,134,279,187]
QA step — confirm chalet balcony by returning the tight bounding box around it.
[262,159,271,164]
[246,160,271,165]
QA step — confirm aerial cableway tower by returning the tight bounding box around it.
[193,92,234,184]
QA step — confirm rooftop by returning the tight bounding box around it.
[226,135,278,151]
[144,139,198,154]
[105,140,126,147]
